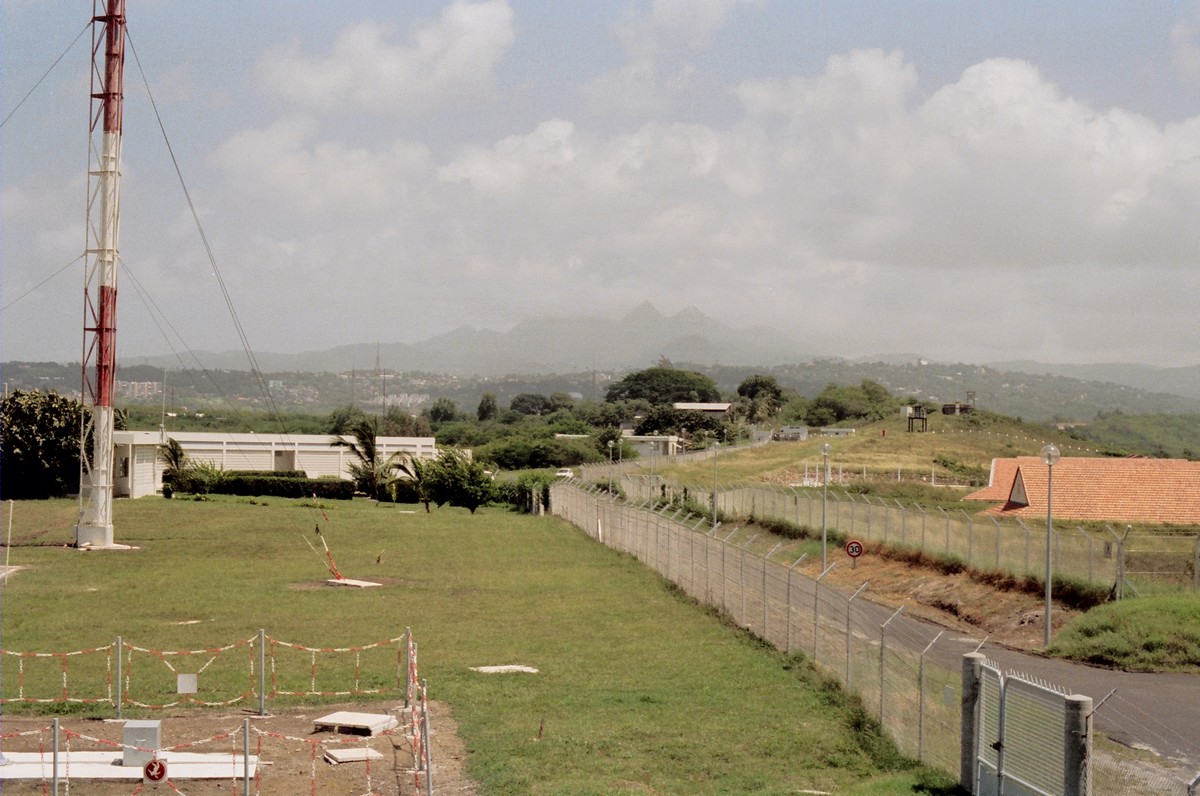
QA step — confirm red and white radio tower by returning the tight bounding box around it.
[75,0,125,548]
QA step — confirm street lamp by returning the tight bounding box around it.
[607,440,614,493]
[1040,444,1060,647]
[821,442,831,570]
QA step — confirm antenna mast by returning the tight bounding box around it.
[76,0,126,548]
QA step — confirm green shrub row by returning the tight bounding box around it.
[214,474,355,500]
[165,472,355,500]
[222,469,308,480]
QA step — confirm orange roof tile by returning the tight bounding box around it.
[969,457,1200,525]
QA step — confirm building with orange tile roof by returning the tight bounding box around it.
[965,457,1200,525]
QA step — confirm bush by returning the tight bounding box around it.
[223,469,307,480]
[208,474,355,500]
[495,472,554,513]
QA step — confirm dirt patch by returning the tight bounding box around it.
[796,547,1077,651]
[0,700,479,795]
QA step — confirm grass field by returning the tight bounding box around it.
[0,496,959,794]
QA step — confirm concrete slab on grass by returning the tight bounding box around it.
[325,578,381,588]
[313,711,398,736]
[323,747,384,765]
[0,751,259,780]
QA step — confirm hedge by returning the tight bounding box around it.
[212,474,355,500]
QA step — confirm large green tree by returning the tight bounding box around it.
[805,380,898,426]
[736,374,785,422]
[476,392,498,421]
[425,448,495,513]
[634,406,727,440]
[605,367,721,405]
[1,390,88,499]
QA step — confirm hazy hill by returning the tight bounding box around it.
[6,304,1200,423]
[125,303,809,375]
[989,360,1200,401]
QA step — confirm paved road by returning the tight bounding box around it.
[851,592,1200,777]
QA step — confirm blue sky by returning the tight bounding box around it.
[3,1,1200,367]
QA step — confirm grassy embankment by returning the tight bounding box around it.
[1,496,958,795]
[656,412,1200,672]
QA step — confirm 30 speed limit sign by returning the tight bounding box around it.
[845,539,864,558]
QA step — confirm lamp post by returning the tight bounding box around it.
[821,442,831,570]
[1040,444,1060,647]
[607,440,614,493]
[712,442,720,532]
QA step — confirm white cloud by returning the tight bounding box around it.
[583,0,758,117]
[1172,14,1200,86]
[256,0,515,113]
[210,116,432,216]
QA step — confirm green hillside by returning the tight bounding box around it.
[1065,412,1200,459]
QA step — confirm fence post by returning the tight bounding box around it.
[1064,694,1092,796]
[116,635,123,720]
[422,679,433,796]
[1194,533,1200,592]
[243,717,251,796]
[846,582,868,686]
[763,543,782,640]
[259,628,267,716]
[990,516,1002,570]
[963,510,974,567]
[1016,517,1031,575]
[52,717,60,795]
[1117,526,1130,599]
[403,627,412,709]
[879,607,904,724]
[740,535,758,626]
[918,631,944,762]
[784,555,807,654]
[961,652,985,793]
[813,564,835,661]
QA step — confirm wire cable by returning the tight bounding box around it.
[0,22,90,129]
[2,255,84,311]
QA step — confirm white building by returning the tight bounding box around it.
[112,430,437,499]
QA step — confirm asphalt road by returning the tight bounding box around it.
[852,593,1200,777]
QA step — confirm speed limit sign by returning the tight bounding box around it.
[845,539,864,558]
[143,758,168,783]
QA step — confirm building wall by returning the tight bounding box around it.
[111,431,438,498]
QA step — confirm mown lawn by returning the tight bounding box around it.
[0,496,959,794]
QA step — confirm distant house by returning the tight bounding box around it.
[774,426,809,441]
[673,402,732,419]
[965,456,1200,525]
[111,431,437,499]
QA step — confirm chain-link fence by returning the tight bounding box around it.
[553,484,1200,795]
[603,471,1199,595]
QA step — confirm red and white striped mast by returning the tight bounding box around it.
[76,0,125,548]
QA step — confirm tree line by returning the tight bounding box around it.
[1,367,910,500]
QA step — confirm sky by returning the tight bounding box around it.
[3,1,1200,369]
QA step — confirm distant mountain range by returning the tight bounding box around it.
[127,302,812,377]
[117,302,1199,402]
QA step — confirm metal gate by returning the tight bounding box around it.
[971,657,1091,796]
